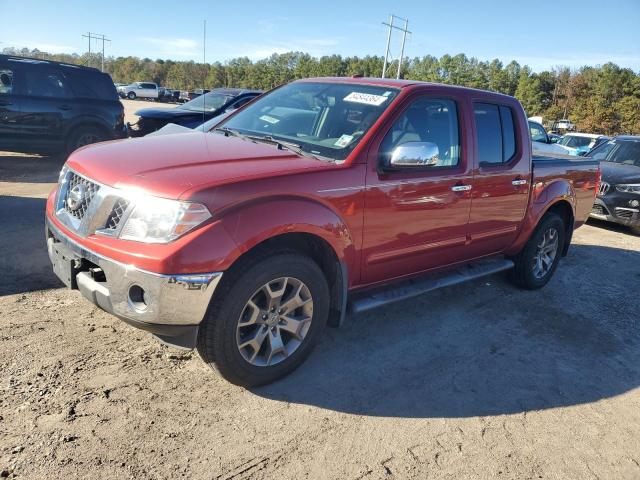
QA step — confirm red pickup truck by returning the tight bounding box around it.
[46,77,599,386]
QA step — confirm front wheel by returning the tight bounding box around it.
[197,253,330,387]
[127,91,136,100]
[510,212,565,290]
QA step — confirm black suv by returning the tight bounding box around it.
[589,136,640,235]
[0,55,125,155]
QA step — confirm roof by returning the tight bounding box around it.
[296,76,516,99]
[210,88,262,95]
[0,54,103,73]
[564,133,602,138]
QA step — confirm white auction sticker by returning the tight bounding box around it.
[343,92,388,106]
[334,134,354,148]
[259,114,280,124]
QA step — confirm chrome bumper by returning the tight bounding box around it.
[46,217,222,348]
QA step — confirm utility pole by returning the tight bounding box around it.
[82,32,111,71]
[381,14,411,79]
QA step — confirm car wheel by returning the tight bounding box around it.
[197,252,330,387]
[510,212,565,290]
[127,91,136,100]
[66,126,108,154]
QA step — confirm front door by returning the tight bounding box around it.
[0,63,23,150]
[361,93,474,285]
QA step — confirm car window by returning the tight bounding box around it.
[64,70,118,100]
[475,103,510,165]
[179,92,232,113]
[221,82,399,161]
[607,140,640,167]
[379,97,460,168]
[529,122,548,143]
[25,69,69,98]
[0,68,13,95]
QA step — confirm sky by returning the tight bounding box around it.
[1,0,639,72]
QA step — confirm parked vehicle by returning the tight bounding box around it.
[117,82,159,100]
[129,88,260,136]
[557,133,609,156]
[189,88,210,101]
[548,133,562,143]
[0,54,125,155]
[45,78,599,386]
[588,136,640,234]
[528,120,568,155]
[553,118,575,131]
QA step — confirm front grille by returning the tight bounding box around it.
[597,181,610,196]
[104,198,130,230]
[615,208,636,220]
[63,173,100,220]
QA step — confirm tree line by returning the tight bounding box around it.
[4,47,639,135]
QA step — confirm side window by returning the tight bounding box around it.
[474,102,517,165]
[25,69,69,98]
[529,122,547,143]
[0,68,14,95]
[380,97,460,168]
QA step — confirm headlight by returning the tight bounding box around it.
[119,195,211,243]
[615,184,640,194]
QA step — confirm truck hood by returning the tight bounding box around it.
[67,132,335,199]
[600,161,640,184]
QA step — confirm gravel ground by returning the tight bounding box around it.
[1,151,639,479]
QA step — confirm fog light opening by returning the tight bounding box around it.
[128,284,148,312]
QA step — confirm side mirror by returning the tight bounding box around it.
[389,142,440,168]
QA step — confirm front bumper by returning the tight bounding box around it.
[590,196,640,227]
[46,217,222,349]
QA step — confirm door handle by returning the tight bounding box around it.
[512,179,528,186]
[451,184,472,192]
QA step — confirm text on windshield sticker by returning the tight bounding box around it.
[343,92,388,106]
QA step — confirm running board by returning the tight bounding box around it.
[348,258,514,315]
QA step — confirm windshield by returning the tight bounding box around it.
[589,139,640,167]
[218,82,400,161]
[559,135,592,148]
[179,92,230,113]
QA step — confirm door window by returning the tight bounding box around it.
[25,69,69,98]
[474,103,517,165]
[0,68,13,95]
[379,97,460,168]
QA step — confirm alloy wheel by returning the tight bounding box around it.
[236,277,313,367]
[532,227,559,279]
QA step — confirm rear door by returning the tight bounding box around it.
[0,62,23,149]
[467,101,531,254]
[14,65,73,150]
[361,91,474,285]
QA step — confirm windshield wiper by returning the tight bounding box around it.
[214,127,251,141]
[245,134,327,161]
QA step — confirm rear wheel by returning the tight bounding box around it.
[127,91,136,100]
[66,126,108,154]
[510,212,565,290]
[197,253,330,387]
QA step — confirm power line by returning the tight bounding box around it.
[381,14,411,79]
[82,32,111,72]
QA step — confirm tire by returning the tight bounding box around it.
[510,212,565,290]
[127,91,136,100]
[66,126,108,154]
[197,252,330,387]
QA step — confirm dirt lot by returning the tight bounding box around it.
[1,149,639,479]
[121,98,175,125]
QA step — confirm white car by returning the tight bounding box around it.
[528,120,568,155]
[556,133,608,156]
[552,118,575,131]
[117,82,159,100]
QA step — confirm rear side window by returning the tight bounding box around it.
[64,70,118,100]
[25,68,69,98]
[0,68,14,95]
[474,102,517,165]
